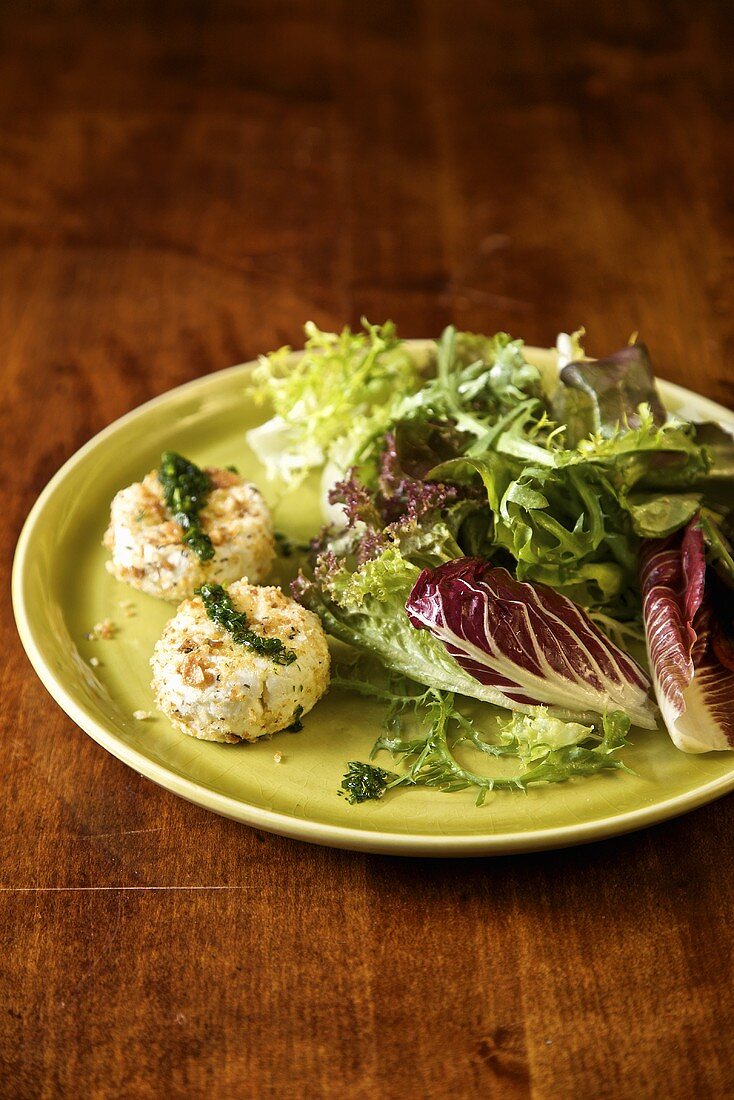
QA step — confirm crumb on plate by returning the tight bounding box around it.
[88,618,116,641]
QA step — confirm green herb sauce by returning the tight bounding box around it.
[195,583,297,666]
[158,451,215,561]
[338,761,396,804]
[287,705,304,732]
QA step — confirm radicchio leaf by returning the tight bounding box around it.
[406,558,656,727]
[640,519,734,752]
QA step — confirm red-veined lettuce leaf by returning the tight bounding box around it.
[552,341,666,447]
[640,519,734,752]
[405,558,656,727]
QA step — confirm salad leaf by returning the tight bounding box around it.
[625,492,702,538]
[246,320,423,483]
[293,547,523,706]
[552,341,666,446]
[399,696,633,803]
[686,421,734,508]
[247,322,546,490]
[389,417,471,480]
[422,327,543,441]
[406,557,656,727]
[700,508,734,589]
[496,708,596,751]
[430,453,633,607]
[335,679,633,805]
[640,518,734,752]
[430,406,710,610]
[325,452,471,569]
[576,411,710,491]
[267,321,734,785]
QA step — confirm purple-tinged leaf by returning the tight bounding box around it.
[328,470,381,527]
[377,434,459,525]
[406,558,656,727]
[389,418,471,480]
[641,520,734,752]
[552,342,666,447]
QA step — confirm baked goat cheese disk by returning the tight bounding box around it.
[103,467,275,601]
[150,581,331,743]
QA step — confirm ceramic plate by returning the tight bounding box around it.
[12,344,734,855]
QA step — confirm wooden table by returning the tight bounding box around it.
[3,3,733,1096]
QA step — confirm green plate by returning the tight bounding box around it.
[12,346,734,855]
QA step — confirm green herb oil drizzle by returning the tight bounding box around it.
[287,705,305,731]
[158,451,215,561]
[195,583,297,666]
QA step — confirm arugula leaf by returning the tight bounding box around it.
[425,327,543,439]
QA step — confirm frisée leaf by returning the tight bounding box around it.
[246,320,423,483]
[334,677,633,805]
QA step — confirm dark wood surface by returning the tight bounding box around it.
[2,2,733,1097]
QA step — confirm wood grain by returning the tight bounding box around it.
[2,2,733,1097]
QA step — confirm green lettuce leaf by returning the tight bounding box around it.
[625,492,702,537]
[495,709,595,753]
[430,406,711,610]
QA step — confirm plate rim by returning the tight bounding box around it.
[12,350,734,856]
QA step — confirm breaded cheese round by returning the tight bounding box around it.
[103,467,275,602]
[150,580,331,743]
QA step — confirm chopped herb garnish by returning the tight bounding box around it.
[158,451,214,562]
[338,761,397,804]
[225,464,239,473]
[195,583,297,665]
[287,705,304,732]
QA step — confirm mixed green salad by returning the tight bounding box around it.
[248,322,734,804]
